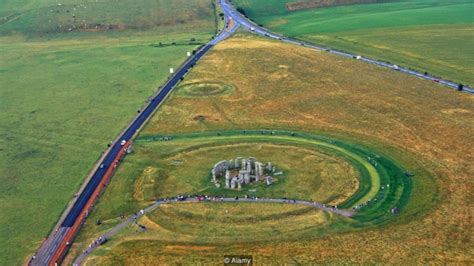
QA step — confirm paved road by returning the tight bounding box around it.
[221,0,473,94]
[30,3,238,265]
[73,196,354,265]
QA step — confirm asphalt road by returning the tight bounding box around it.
[31,4,238,265]
[220,0,473,94]
[73,196,354,265]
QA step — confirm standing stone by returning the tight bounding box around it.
[266,176,273,186]
[225,171,231,188]
[249,157,256,173]
[244,172,250,184]
[212,169,217,183]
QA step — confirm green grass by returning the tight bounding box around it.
[82,203,349,265]
[67,130,414,264]
[132,131,410,222]
[1,0,216,39]
[76,34,471,263]
[0,0,216,264]
[232,0,474,85]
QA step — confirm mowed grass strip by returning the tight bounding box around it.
[232,0,474,84]
[0,0,216,264]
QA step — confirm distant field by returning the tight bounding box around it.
[0,0,215,39]
[69,34,474,263]
[232,0,474,85]
[0,0,215,264]
[285,0,393,11]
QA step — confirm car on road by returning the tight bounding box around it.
[99,164,105,169]
[120,140,126,146]
[356,56,362,60]
[392,65,399,70]
[250,27,255,31]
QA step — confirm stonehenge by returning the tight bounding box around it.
[211,157,276,189]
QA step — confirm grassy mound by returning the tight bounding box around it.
[82,203,343,265]
[146,203,335,241]
[176,82,235,97]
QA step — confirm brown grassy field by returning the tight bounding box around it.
[79,33,473,263]
[82,203,345,265]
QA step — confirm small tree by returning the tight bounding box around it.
[236,7,246,16]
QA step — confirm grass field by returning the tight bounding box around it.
[0,0,216,264]
[72,33,474,263]
[67,129,412,264]
[81,204,343,265]
[232,0,474,85]
[0,0,216,39]
[83,203,346,265]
